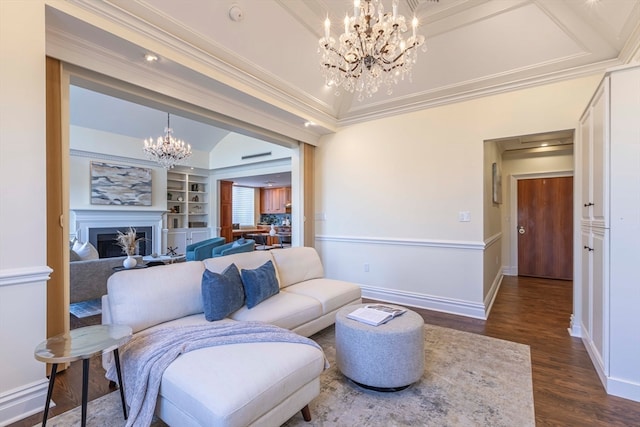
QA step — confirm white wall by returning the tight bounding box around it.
[0,1,51,424]
[69,126,168,214]
[483,140,502,302]
[209,132,292,169]
[315,75,600,318]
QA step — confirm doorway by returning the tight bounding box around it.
[516,176,573,280]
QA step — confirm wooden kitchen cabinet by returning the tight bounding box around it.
[261,187,291,213]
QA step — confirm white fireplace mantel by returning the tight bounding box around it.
[72,209,166,255]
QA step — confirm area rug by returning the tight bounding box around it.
[38,324,534,426]
[69,298,101,318]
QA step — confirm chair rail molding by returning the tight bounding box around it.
[0,266,53,287]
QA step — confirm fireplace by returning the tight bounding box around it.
[89,226,152,258]
[72,210,165,257]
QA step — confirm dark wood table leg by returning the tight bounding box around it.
[81,358,89,427]
[41,363,57,427]
[113,348,128,419]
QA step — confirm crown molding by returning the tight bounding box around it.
[46,0,338,133]
[337,58,619,126]
[45,0,639,132]
[47,26,329,146]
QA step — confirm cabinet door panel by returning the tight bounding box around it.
[167,230,188,255]
[591,230,608,373]
[581,230,592,334]
[190,229,211,245]
[580,112,592,222]
[591,82,609,226]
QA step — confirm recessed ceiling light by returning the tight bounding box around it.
[144,53,158,62]
[541,143,549,147]
[304,121,316,127]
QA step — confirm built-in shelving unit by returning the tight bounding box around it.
[166,171,209,229]
[164,171,211,254]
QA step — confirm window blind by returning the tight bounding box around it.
[232,186,255,226]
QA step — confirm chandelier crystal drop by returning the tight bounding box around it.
[319,0,427,101]
[143,113,192,169]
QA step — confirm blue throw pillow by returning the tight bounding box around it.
[241,260,279,309]
[201,263,245,321]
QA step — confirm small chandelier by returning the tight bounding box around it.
[143,113,192,169]
[319,0,428,100]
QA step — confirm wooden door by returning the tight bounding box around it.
[517,177,573,280]
[219,180,233,243]
[46,56,69,340]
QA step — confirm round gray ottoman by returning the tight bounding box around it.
[335,304,424,391]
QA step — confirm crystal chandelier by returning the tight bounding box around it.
[143,113,192,169]
[319,0,428,100]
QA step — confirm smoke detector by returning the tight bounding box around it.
[229,5,244,22]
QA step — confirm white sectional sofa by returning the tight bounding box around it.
[102,247,362,426]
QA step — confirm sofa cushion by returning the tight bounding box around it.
[284,278,363,315]
[159,341,324,427]
[201,264,245,321]
[270,247,324,288]
[230,291,322,330]
[107,261,205,333]
[240,260,279,309]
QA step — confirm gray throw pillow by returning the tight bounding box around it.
[201,263,245,321]
[241,260,279,309]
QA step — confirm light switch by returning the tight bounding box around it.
[459,211,471,222]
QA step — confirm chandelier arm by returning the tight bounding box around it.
[387,42,419,65]
[322,63,352,74]
[323,43,362,70]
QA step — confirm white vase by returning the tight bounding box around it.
[123,255,137,269]
[269,224,276,236]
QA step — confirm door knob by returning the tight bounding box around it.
[518,226,525,235]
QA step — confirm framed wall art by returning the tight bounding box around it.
[492,162,502,204]
[90,161,152,206]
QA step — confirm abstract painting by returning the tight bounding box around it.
[91,161,152,206]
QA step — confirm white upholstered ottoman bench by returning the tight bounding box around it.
[335,304,424,391]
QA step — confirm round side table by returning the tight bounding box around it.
[34,324,132,427]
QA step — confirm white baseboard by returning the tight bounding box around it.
[0,379,50,427]
[361,285,487,319]
[483,271,504,318]
[607,377,640,403]
[581,323,608,390]
[568,314,582,337]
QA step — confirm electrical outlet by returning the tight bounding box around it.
[364,263,370,272]
[458,211,471,222]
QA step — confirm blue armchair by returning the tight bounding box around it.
[211,239,255,257]
[185,237,226,261]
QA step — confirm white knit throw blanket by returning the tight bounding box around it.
[105,321,326,427]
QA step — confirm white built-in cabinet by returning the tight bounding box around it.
[577,65,640,401]
[164,171,211,254]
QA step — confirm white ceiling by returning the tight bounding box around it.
[53,0,639,158]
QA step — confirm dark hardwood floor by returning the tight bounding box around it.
[11,276,640,426]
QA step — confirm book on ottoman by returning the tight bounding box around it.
[347,304,406,326]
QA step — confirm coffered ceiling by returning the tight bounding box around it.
[47,0,640,148]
